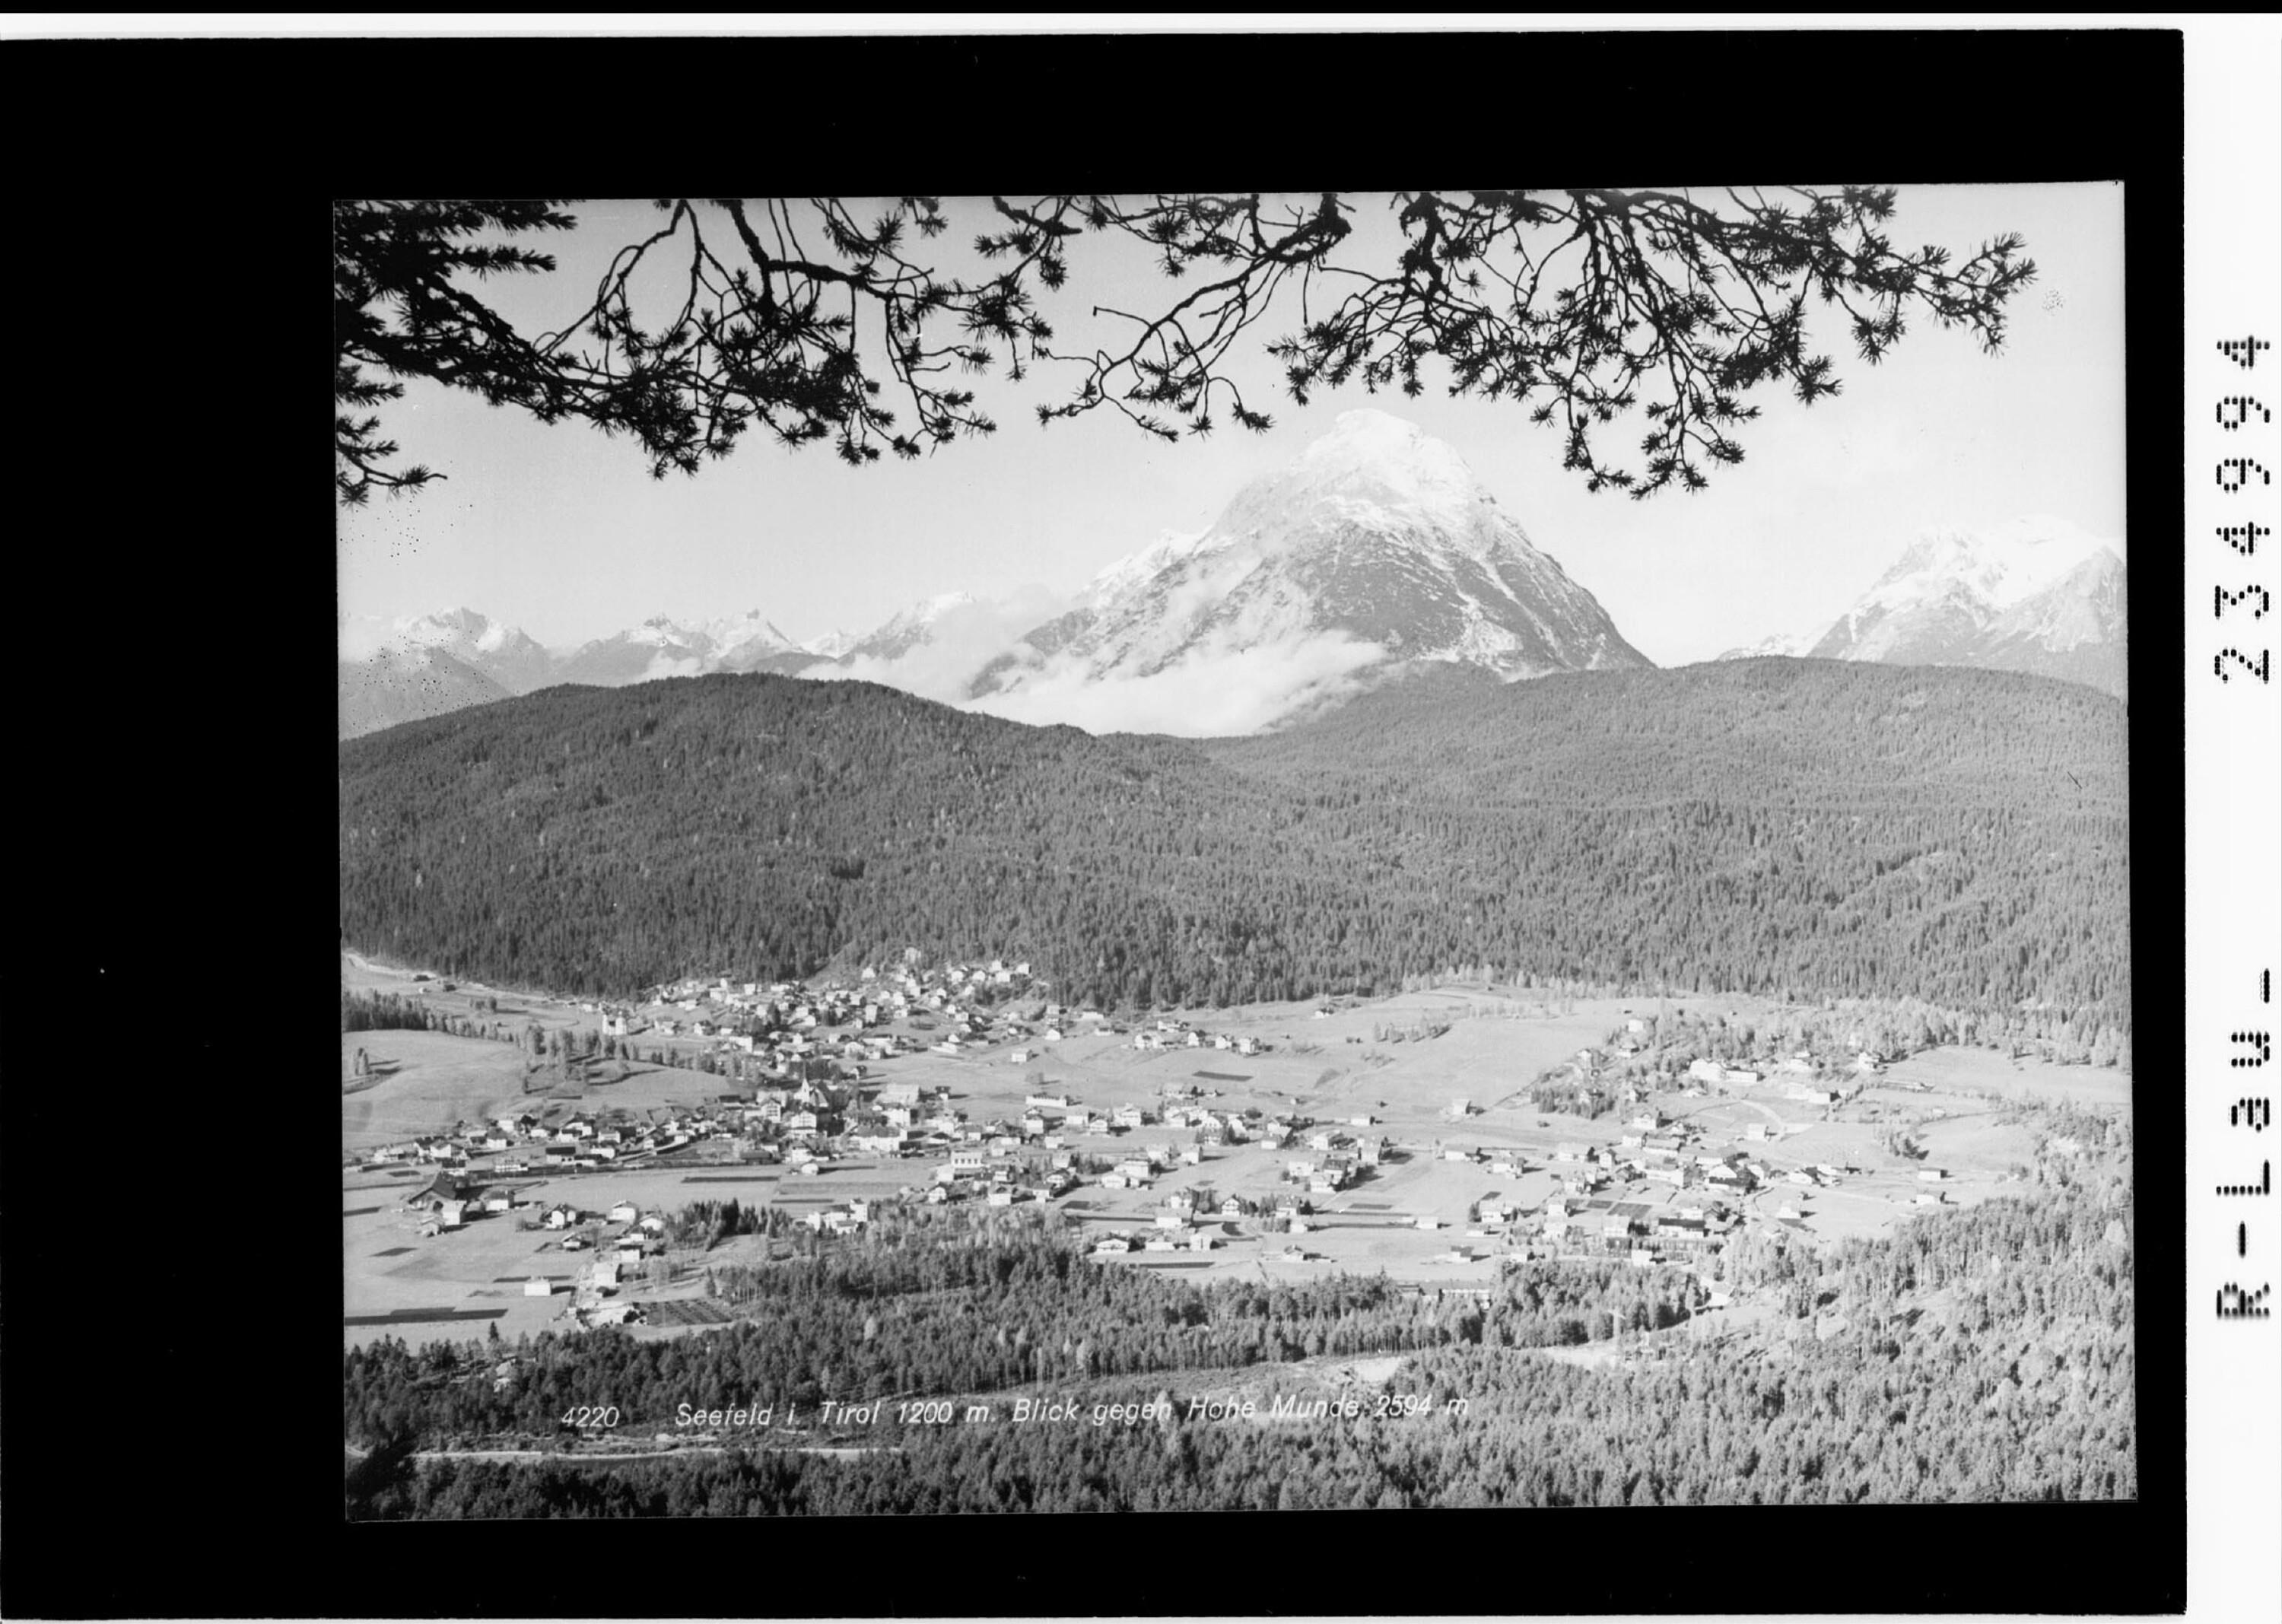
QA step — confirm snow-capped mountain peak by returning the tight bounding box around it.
[1792,516,2126,696]
[627,615,692,647]
[898,590,976,628]
[392,606,504,649]
[340,606,549,669]
[1211,407,1510,565]
[694,610,796,654]
[978,409,1650,704]
[1715,631,1811,662]
[1867,516,2121,615]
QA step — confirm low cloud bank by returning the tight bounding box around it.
[966,628,1387,738]
[804,583,1386,737]
[804,587,1079,705]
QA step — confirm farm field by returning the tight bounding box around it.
[343,1169,783,1349]
[342,1029,739,1152]
[1878,1044,2133,1108]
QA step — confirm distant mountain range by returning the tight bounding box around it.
[342,418,2125,739]
[1717,516,2127,699]
[339,606,832,737]
[341,411,1645,737]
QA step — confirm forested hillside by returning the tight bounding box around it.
[338,660,2129,1034]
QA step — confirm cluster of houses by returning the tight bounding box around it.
[1532,1193,1740,1265]
[533,1197,697,1327]
[538,1197,669,1259]
[1092,1227,1222,1257]
[364,1103,748,1178]
[1541,1121,1805,1201]
[380,954,1311,1207]
[1272,1118,1387,1197]
[623,958,1067,1069]
[403,1168,523,1235]
[1662,1041,1886,1102]
[926,1142,1083,1206]
[1128,1017,1266,1057]
[605,974,906,1071]
[1553,1003,1896,1108]
[1089,1187,1232,1254]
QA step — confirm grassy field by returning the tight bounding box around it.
[1880,1044,2133,1108]
[343,1169,787,1349]
[341,1029,742,1152]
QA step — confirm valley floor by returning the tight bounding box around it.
[345,960,2129,1351]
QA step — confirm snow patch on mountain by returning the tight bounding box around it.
[1715,631,1812,661]
[1086,529,1212,605]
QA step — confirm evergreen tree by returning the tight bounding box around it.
[337,191,2033,504]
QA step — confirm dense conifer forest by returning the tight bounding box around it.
[345,1114,2132,1515]
[338,659,2129,1033]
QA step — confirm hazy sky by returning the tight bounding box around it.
[338,185,2125,670]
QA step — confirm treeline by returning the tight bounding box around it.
[345,1209,1714,1458]
[1527,1075,1622,1119]
[338,660,2130,1033]
[346,1212,1502,1454]
[338,987,767,1085]
[1594,993,2132,1077]
[351,1162,2133,1515]
[340,988,499,1036]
